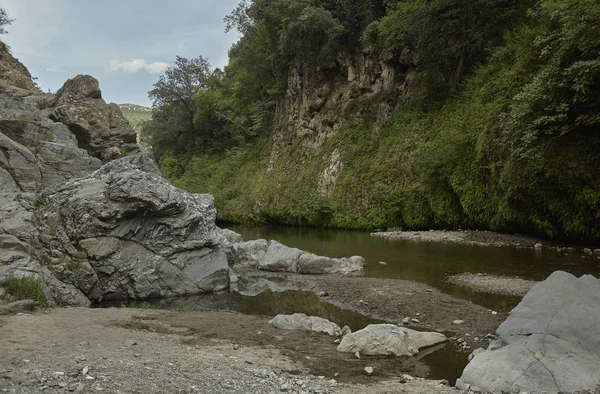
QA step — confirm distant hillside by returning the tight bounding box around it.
[118,103,152,129]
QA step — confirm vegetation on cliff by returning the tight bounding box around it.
[143,0,600,243]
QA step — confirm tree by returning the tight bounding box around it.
[0,8,14,35]
[148,56,212,133]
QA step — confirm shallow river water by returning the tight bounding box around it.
[108,225,599,384]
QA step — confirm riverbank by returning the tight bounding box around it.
[372,230,549,248]
[0,307,458,394]
[234,269,506,352]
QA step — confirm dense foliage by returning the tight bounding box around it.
[143,0,600,243]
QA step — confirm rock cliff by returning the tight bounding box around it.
[0,41,234,306]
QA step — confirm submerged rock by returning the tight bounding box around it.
[458,271,600,394]
[337,324,446,356]
[269,313,342,336]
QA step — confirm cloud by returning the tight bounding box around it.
[45,67,66,72]
[108,59,169,75]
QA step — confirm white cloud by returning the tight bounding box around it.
[145,61,169,74]
[108,59,169,75]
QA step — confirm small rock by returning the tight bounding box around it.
[54,372,65,376]
[378,261,387,265]
[491,311,498,315]
[354,351,360,359]
[411,318,420,324]
[439,379,449,386]
[455,378,470,392]
[402,317,410,325]
[363,367,374,376]
[79,341,89,347]
[82,366,89,376]
[534,243,542,250]
[75,356,86,363]
[316,291,329,297]
[333,339,340,344]
[334,373,339,378]
[402,374,415,381]
[341,325,352,336]
[453,320,465,325]
[426,289,433,293]
[76,383,85,392]
[124,339,137,346]
[280,383,291,391]
[233,344,239,350]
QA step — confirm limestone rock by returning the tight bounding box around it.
[0,41,40,95]
[297,253,366,275]
[269,313,342,336]
[31,154,233,303]
[337,324,446,356]
[234,239,269,268]
[459,271,600,394]
[49,75,138,161]
[258,241,302,273]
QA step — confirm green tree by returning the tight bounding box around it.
[0,8,14,35]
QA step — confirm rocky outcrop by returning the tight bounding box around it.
[337,324,447,357]
[33,154,234,303]
[0,42,39,96]
[0,41,235,306]
[269,313,343,336]
[49,75,138,161]
[457,271,600,394]
[234,239,366,275]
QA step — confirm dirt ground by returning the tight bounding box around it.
[0,307,458,394]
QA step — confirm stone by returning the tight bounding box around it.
[402,317,411,324]
[49,75,137,161]
[452,320,465,325]
[354,351,360,359]
[258,241,301,273]
[0,299,38,315]
[468,348,484,361]
[363,367,373,376]
[124,340,137,346]
[337,324,446,356]
[534,243,542,250]
[459,271,600,394]
[341,325,351,336]
[378,261,387,265]
[233,239,269,268]
[268,313,342,336]
[411,318,420,324]
[220,229,243,244]
[317,290,329,297]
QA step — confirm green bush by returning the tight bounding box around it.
[6,277,48,307]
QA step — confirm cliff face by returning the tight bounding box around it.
[0,41,235,306]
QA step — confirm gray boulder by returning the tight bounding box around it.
[0,299,38,315]
[459,271,600,394]
[337,324,447,356]
[234,239,366,275]
[234,239,269,268]
[269,313,342,336]
[49,75,138,161]
[258,240,302,273]
[298,253,366,274]
[31,154,234,303]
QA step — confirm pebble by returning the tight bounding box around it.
[82,366,89,376]
[452,320,465,325]
[316,291,328,297]
[378,261,387,265]
[79,340,89,347]
[411,318,420,324]
[401,317,410,324]
[363,367,374,376]
[491,311,498,315]
[124,339,137,346]
[354,351,360,359]
[426,289,433,293]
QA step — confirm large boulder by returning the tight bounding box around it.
[458,271,600,394]
[269,313,342,336]
[49,75,138,161]
[337,324,447,356]
[233,239,366,275]
[31,154,234,303]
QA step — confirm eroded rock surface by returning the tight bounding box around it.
[234,239,366,275]
[269,313,343,336]
[49,75,138,161]
[337,324,447,357]
[458,271,600,394]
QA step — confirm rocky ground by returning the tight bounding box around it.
[372,230,551,248]
[446,273,537,297]
[235,269,506,352]
[0,307,458,394]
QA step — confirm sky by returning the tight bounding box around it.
[0,0,241,106]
